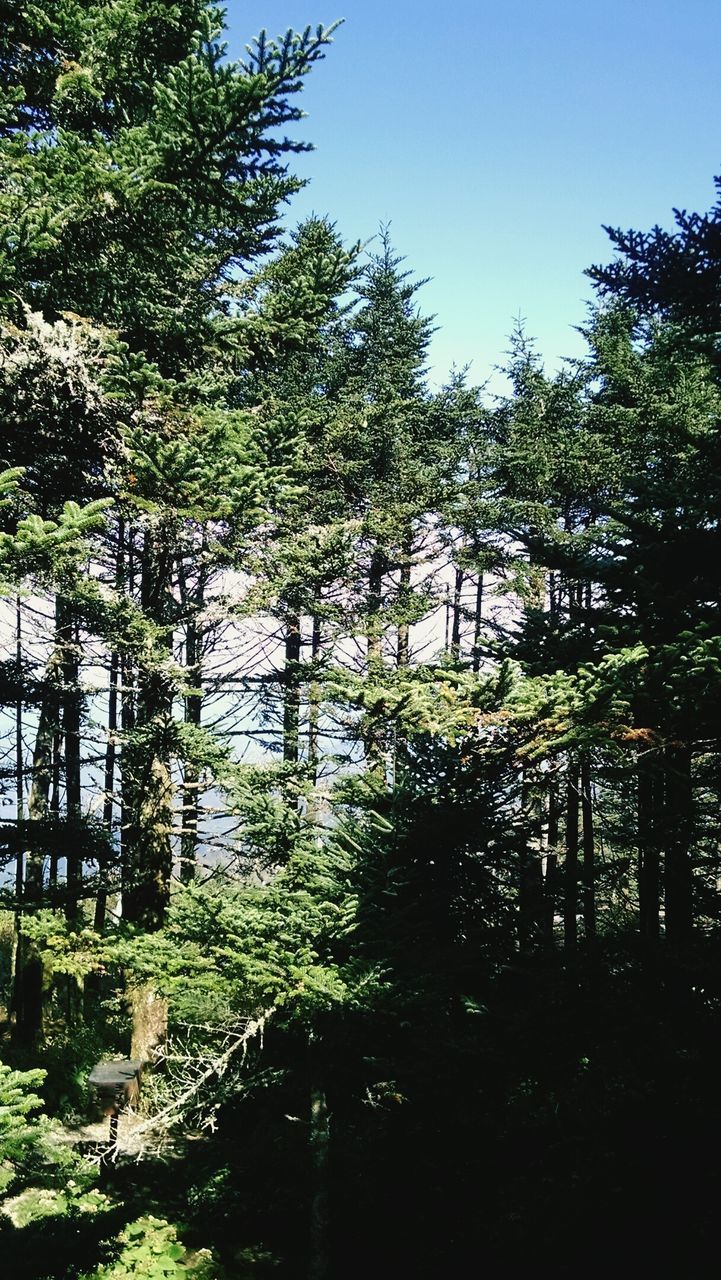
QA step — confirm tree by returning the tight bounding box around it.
[0,2,342,941]
[588,174,721,362]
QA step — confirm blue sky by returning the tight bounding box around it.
[229,0,721,388]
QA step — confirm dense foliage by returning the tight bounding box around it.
[1,4,720,1277]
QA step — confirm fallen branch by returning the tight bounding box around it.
[106,1006,276,1159]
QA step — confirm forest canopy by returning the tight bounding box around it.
[1,3,721,1277]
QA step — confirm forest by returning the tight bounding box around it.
[1,3,721,1277]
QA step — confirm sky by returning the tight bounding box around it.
[228,0,721,388]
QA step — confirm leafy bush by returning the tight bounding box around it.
[0,1060,103,1212]
[0,1062,47,1196]
[84,1215,223,1279]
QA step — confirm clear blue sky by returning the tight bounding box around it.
[229,0,721,388]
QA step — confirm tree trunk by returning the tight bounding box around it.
[519,771,544,948]
[365,550,386,771]
[122,525,174,929]
[119,648,136,916]
[96,519,125,927]
[581,755,596,943]
[564,760,580,952]
[471,572,484,673]
[129,983,168,1067]
[120,525,173,1062]
[308,602,322,786]
[119,522,136,916]
[308,1040,330,1280]
[367,550,384,674]
[180,561,204,883]
[638,753,661,943]
[49,726,61,891]
[95,647,119,931]
[664,742,693,945]
[397,547,411,668]
[548,571,557,619]
[283,613,302,765]
[543,777,559,943]
[15,597,24,828]
[122,732,173,927]
[450,567,464,660]
[57,596,82,920]
[15,657,59,1043]
[84,645,119,1019]
[11,599,25,1020]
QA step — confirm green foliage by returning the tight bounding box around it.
[0,479,110,594]
[2,3,721,1274]
[0,1062,47,1193]
[0,1060,101,1205]
[85,1215,221,1280]
[20,911,105,981]
[116,852,366,1029]
[0,3,340,377]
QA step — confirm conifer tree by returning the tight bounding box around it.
[0,2,342,942]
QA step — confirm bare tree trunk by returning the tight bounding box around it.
[638,753,661,943]
[58,597,82,920]
[96,520,125,927]
[15,648,59,1043]
[122,720,173,926]
[123,620,173,1050]
[27,690,55,860]
[397,548,411,668]
[308,599,322,787]
[84,644,120,1018]
[471,573,484,673]
[367,550,384,674]
[119,521,136,916]
[11,598,24,1025]
[564,760,579,952]
[544,777,559,943]
[15,597,24,827]
[49,726,61,891]
[365,550,386,771]
[95,647,119,931]
[664,742,693,945]
[180,627,201,883]
[51,603,85,1019]
[180,553,205,882]
[122,524,174,930]
[519,770,544,948]
[119,647,135,912]
[121,535,173,1060]
[581,755,596,943]
[283,613,302,766]
[450,566,464,660]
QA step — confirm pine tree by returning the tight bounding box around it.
[0,2,343,940]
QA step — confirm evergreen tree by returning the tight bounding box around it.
[0,1,342,942]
